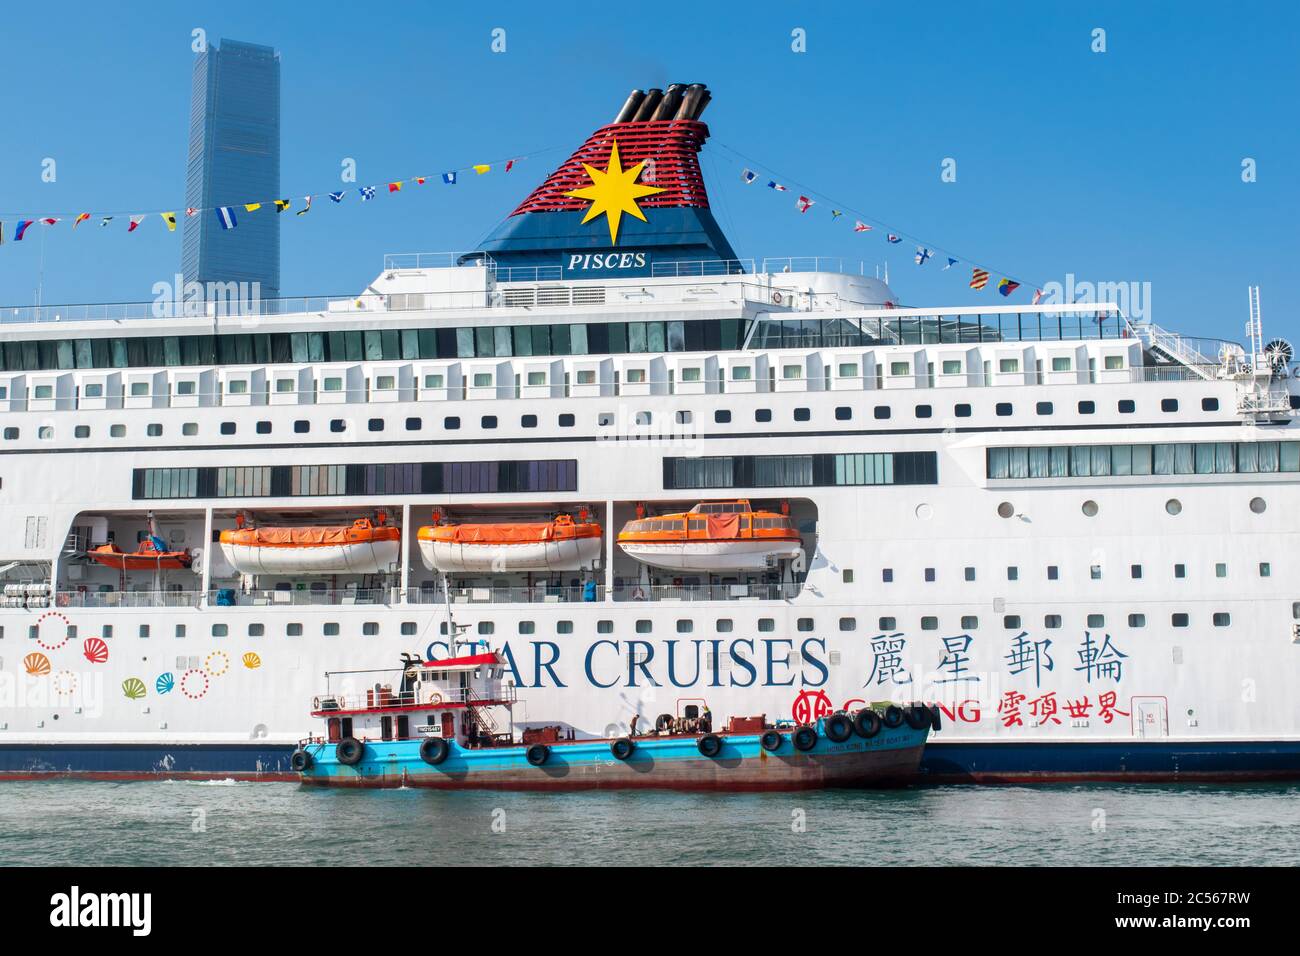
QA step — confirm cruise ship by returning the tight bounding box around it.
[2,83,1297,782]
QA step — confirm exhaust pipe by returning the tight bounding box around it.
[675,83,707,121]
[632,88,663,122]
[614,89,644,123]
[651,83,683,121]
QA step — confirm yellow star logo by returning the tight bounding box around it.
[563,138,665,244]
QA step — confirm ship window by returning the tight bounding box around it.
[399,622,416,637]
[755,409,772,423]
[758,618,775,632]
[131,381,151,396]
[275,378,295,393]
[1086,614,1105,628]
[879,617,896,630]
[1052,357,1072,372]
[1131,564,1143,579]
[323,377,343,392]
[476,622,493,635]
[518,621,535,635]
[423,374,444,389]
[1118,399,1135,413]
[472,373,492,388]
[1161,398,1179,412]
[444,416,460,430]
[521,415,538,428]
[838,363,859,378]
[915,404,932,418]
[139,625,150,638]
[964,567,976,581]
[1044,615,1061,629]
[941,360,962,375]
[481,416,497,429]
[843,569,854,584]
[1090,565,1102,580]
[999,359,1019,373]
[1007,566,1019,581]
[1174,563,1186,578]
[1077,400,1095,414]
[924,568,935,582]
[681,367,701,382]
[557,621,573,635]
[1104,355,1125,370]
[248,623,264,637]
[635,620,651,634]
[38,426,54,440]
[174,624,186,638]
[1172,613,1190,627]
[714,409,732,424]
[75,425,90,438]
[2,428,16,440]
[794,408,811,422]
[34,385,53,399]
[286,623,302,637]
[1202,397,1219,411]
[1128,614,1146,627]
[676,410,692,425]
[954,403,971,417]
[404,417,421,431]
[676,620,694,633]
[716,619,734,633]
[368,418,384,432]
[996,403,1013,417]
[961,616,978,630]
[835,407,852,421]
[890,362,910,376]
[1250,497,1267,513]
[330,419,346,433]
[255,421,271,435]
[1036,402,1053,416]
[874,406,890,420]
[227,380,247,395]
[85,383,105,397]
[783,365,803,380]
[558,414,575,427]
[1081,500,1099,517]
[598,412,614,427]
[1003,615,1021,629]
[839,618,856,632]
[597,620,613,634]
[1047,566,1058,580]
[364,622,380,636]
[635,411,652,425]
[291,420,309,434]
[920,616,938,631]
[211,624,227,637]
[731,366,752,380]
[220,422,235,435]
[796,618,814,632]
[324,623,339,636]
[626,369,646,384]
[1260,562,1271,577]
[1213,612,1231,627]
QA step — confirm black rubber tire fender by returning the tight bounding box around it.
[419,737,450,766]
[792,725,818,752]
[610,737,635,761]
[335,737,365,766]
[290,750,312,772]
[697,733,723,758]
[824,712,854,743]
[853,708,882,739]
[904,703,932,730]
[882,705,905,729]
[526,744,550,767]
[760,730,783,753]
[930,705,943,732]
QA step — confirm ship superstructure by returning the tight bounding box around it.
[0,85,1297,781]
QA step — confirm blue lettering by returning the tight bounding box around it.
[765,639,796,687]
[663,640,703,688]
[799,638,829,687]
[497,642,526,688]
[625,640,660,687]
[584,640,620,689]
[728,639,756,688]
[532,641,566,688]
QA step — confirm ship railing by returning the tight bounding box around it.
[613,583,802,602]
[313,683,517,714]
[208,588,399,607]
[650,258,754,277]
[404,585,592,605]
[54,589,203,609]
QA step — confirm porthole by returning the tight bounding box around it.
[915,503,933,520]
[997,501,1015,519]
[1249,497,1267,514]
[1165,498,1182,516]
[1081,500,1099,517]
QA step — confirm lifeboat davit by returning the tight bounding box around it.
[219,518,401,575]
[617,500,803,572]
[417,515,603,573]
[86,535,193,571]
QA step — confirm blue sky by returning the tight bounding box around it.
[0,1,1295,342]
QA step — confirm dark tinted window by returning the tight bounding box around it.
[1077,400,1095,414]
[794,408,811,422]
[368,418,384,432]
[521,415,538,428]
[444,417,460,430]
[834,407,852,421]
[256,421,272,434]
[755,409,772,423]
[1036,402,1052,416]
[955,404,972,418]
[1201,397,1219,411]
[405,417,421,431]
[481,416,497,429]
[874,406,891,420]
[1118,400,1135,413]
[915,405,932,418]
[1161,398,1179,412]
[996,403,1013,416]
[330,419,346,433]
[558,413,575,427]
[220,422,235,435]
[293,420,310,434]
[714,410,731,424]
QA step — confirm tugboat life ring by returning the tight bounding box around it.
[772,290,785,305]
[428,692,443,705]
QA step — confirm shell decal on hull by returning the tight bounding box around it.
[82,637,109,664]
[23,653,50,677]
[155,673,175,695]
[122,678,147,701]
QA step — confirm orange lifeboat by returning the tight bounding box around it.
[418,514,603,573]
[617,500,803,572]
[219,518,401,574]
[87,535,193,571]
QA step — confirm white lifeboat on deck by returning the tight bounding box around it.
[617,500,803,572]
[417,514,602,573]
[219,517,401,575]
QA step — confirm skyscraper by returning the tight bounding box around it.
[181,39,281,303]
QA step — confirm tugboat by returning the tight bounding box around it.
[292,652,938,791]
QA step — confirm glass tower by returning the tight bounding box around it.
[181,39,281,303]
